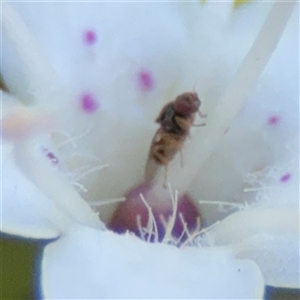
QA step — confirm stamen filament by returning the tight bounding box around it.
[140,193,159,243]
[74,164,109,182]
[199,200,245,209]
[162,184,178,243]
[88,197,126,206]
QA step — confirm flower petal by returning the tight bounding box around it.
[207,208,299,288]
[2,143,60,239]
[42,225,264,299]
[2,3,64,107]
[236,233,299,288]
[1,93,103,236]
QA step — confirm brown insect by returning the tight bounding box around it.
[145,92,207,186]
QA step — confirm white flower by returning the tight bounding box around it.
[1,1,299,298]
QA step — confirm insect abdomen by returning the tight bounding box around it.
[151,128,186,165]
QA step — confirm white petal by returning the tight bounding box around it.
[206,208,299,288]
[42,225,264,299]
[236,233,299,288]
[1,143,60,239]
[13,140,104,230]
[1,93,63,238]
[2,3,64,107]
[1,94,103,235]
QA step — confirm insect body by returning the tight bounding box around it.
[145,92,206,185]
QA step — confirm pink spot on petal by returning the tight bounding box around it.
[268,114,280,126]
[80,93,99,113]
[137,69,154,92]
[83,29,97,45]
[280,173,291,183]
[42,148,59,165]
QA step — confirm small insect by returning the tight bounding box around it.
[145,92,207,186]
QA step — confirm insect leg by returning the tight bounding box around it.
[180,146,184,168]
[198,110,207,118]
[163,164,168,188]
[193,122,206,127]
[174,116,192,131]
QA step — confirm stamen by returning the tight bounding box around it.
[53,129,91,149]
[74,164,109,182]
[199,200,245,209]
[193,220,222,247]
[243,186,278,192]
[139,193,159,243]
[177,214,190,245]
[72,182,88,193]
[177,214,191,247]
[88,197,126,206]
[162,184,178,243]
[179,217,202,248]
[137,215,146,241]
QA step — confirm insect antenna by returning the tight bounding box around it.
[192,75,202,93]
[191,76,208,119]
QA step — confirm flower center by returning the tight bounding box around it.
[108,183,201,246]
